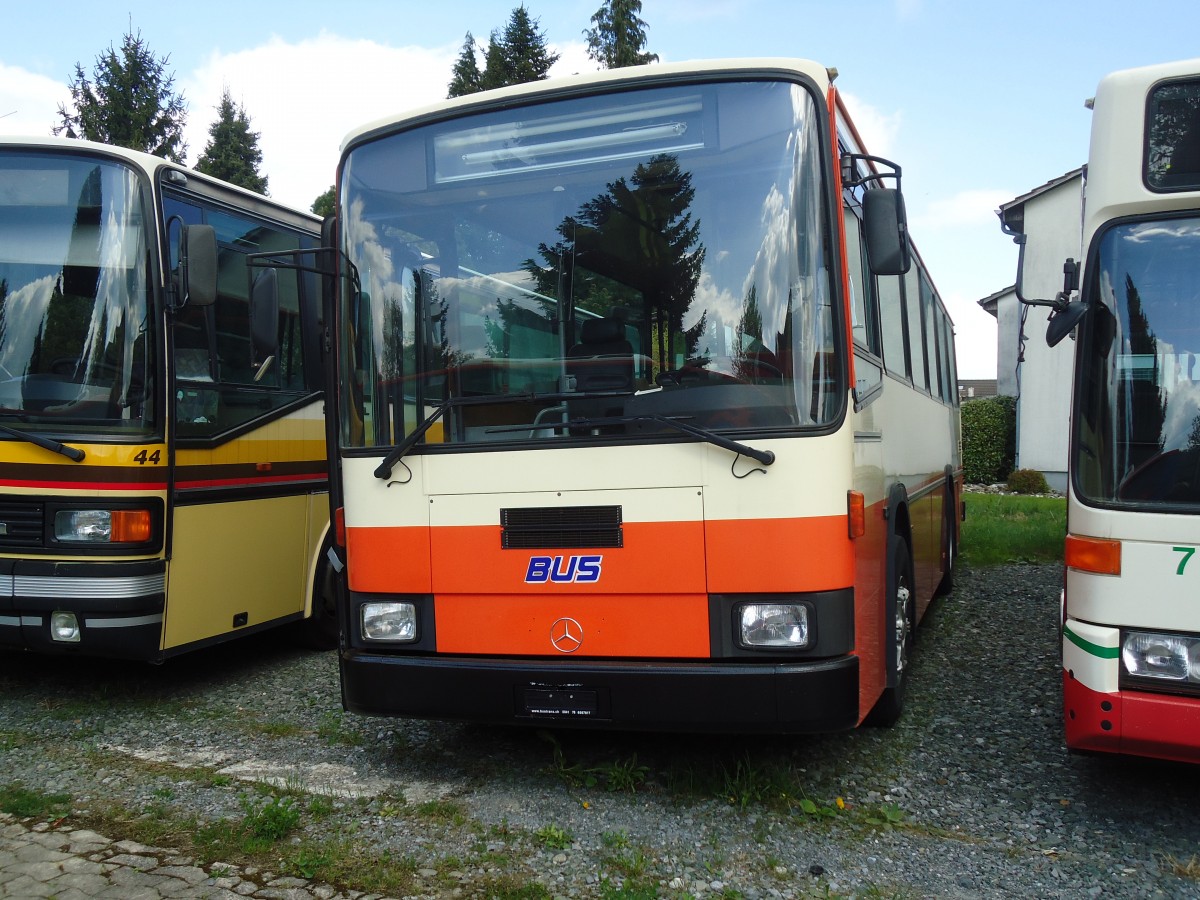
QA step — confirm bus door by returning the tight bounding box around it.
[163,195,325,652]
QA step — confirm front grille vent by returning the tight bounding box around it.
[0,499,45,548]
[501,505,623,549]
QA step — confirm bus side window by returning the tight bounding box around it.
[879,272,907,379]
[165,195,315,440]
[844,204,881,357]
[904,261,928,392]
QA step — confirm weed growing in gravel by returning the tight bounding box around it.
[471,874,553,899]
[0,782,71,818]
[602,829,631,850]
[534,822,573,849]
[242,793,301,841]
[542,732,649,792]
[858,802,906,830]
[415,798,468,825]
[1164,853,1200,878]
[278,837,419,894]
[254,719,303,738]
[318,711,365,746]
[595,753,651,792]
[306,794,335,819]
[0,730,26,751]
[721,751,789,809]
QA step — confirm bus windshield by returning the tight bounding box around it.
[0,151,154,434]
[339,79,838,450]
[1075,214,1200,506]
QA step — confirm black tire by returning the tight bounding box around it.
[866,534,915,726]
[296,545,339,651]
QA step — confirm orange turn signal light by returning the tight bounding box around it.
[1065,534,1121,576]
[848,490,866,539]
[111,509,154,543]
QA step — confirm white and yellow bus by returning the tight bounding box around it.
[0,136,335,661]
[321,60,961,731]
[1008,58,1200,762]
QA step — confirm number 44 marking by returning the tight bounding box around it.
[1174,546,1196,575]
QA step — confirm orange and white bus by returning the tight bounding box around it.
[323,59,961,731]
[0,136,335,661]
[1008,58,1200,761]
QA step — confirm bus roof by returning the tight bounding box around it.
[1084,58,1200,239]
[0,133,320,227]
[340,58,837,153]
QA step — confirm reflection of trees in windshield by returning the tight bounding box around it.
[1148,79,1200,188]
[1119,272,1166,452]
[522,153,706,369]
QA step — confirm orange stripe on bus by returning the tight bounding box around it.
[346,526,432,593]
[705,515,854,592]
[346,514,855,595]
[434,593,710,657]
[429,521,706,594]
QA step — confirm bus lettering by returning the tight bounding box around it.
[525,555,603,584]
[1175,547,1195,576]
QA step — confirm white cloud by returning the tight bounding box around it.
[909,189,1012,232]
[838,90,901,158]
[0,64,68,137]
[181,33,602,213]
[182,32,459,211]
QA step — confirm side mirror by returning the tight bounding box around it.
[250,266,280,375]
[863,188,911,276]
[1046,300,1089,348]
[181,224,217,307]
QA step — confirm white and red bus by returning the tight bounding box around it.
[1009,58,1200,761]
[320,59,961,731]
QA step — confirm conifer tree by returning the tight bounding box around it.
[480,6,559,91]
[55,28,188,162]
[447,32,484,98]
[584,0,658,69]
[195,89,269,195]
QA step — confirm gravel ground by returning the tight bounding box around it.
[2,561,1200,898]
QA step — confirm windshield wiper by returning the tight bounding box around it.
[373,394,541,479]
[486,412,775,467]
[0,421,85,462]
[374,400,451,480]
[634,414,775,466]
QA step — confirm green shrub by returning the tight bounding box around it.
[961,395,1016,484]
[1006,468,1050,494]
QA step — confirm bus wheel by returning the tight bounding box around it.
[867,535,914,726]
[298,549,339,650]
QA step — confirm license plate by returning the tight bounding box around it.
[524,688,598,718]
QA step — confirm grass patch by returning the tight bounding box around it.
[961,493,1065,566]
[0,783,71,818]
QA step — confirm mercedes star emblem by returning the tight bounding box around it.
[550,617,583,653]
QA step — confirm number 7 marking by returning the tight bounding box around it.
[1174,546,1196,575]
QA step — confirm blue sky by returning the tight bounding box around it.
[3,0,1199,378]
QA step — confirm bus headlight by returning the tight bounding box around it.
[54,509,154,544]
[50,611,81,643]
[1122,631,1200,683]
[738,602,811,649]
[361,601,417,642]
